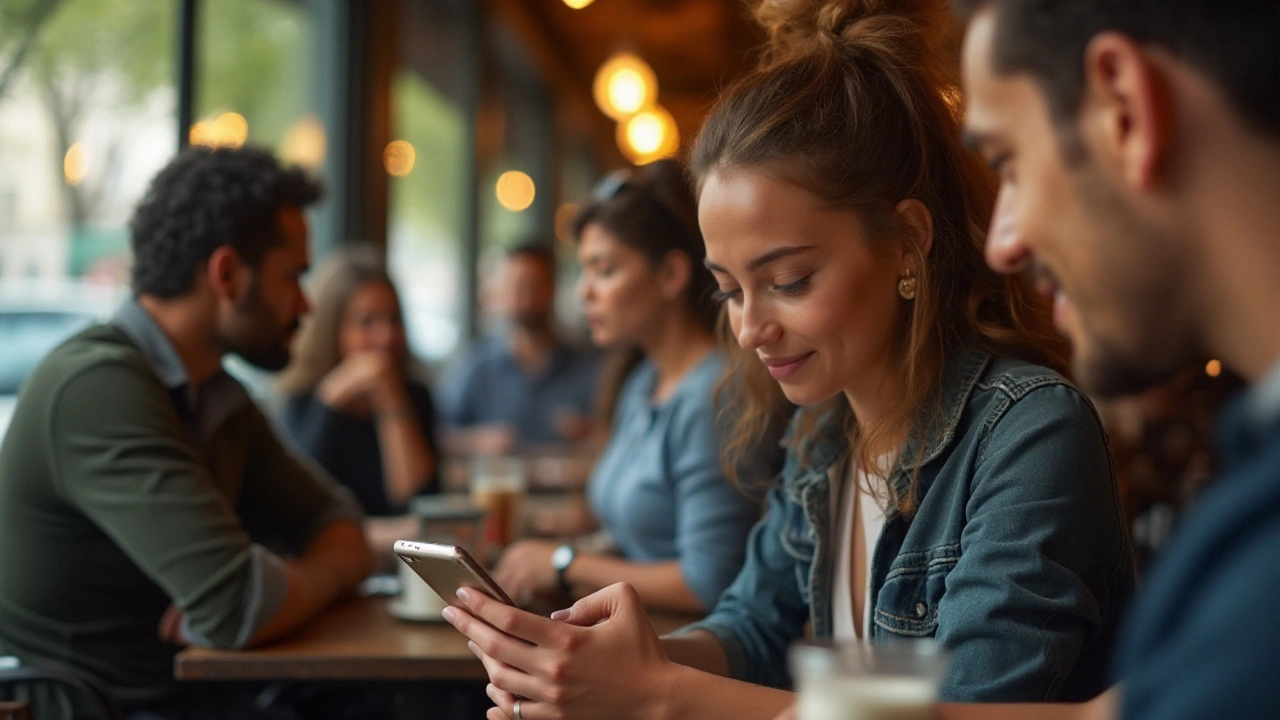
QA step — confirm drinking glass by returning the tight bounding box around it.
[788,639,949,720]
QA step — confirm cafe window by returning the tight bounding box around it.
[0,0,177,287]
[471,23,556,336]
[387,0,472,362]
[387,70,468,362]
[195,0,323,177]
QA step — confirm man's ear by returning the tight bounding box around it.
[1081,32,1171,190]
[894,198,934,274]
[206,246,246,303]
[658,249,693,301]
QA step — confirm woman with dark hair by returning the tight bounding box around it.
[276,243,439,517]
[441,2,1132,719]
[492,159,760,614]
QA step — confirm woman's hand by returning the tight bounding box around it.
[157,604,189,646]
[317,351,405,414]
[442,582,676,720]
[494,539,560,604]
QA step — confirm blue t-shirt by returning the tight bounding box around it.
[586,352,758,610]
[1116,363,1280,718]
[438,337,600,446]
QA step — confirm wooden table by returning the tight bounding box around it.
[175,595,697,682]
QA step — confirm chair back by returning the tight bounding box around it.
[0,666,123,720]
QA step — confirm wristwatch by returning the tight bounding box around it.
[551,544,576,595]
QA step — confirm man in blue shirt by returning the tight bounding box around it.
[439,241,599,452]
[923,1,1280,719]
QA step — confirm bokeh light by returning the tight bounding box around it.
[189,112,249,149]
[384,140,416,177]
[281,115,327,169]
[617,106,679,165]
[593,53,657,120]
[63,143,86,187]
[496,170,536,212]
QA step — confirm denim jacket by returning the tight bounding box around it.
[685,349,1134,702]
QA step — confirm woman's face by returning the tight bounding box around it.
[337,280,407,360]
[699,168,907,407]
[575,223,671,349]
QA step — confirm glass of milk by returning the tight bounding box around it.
[788,639,949,720]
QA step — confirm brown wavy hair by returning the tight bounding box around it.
[695,0,1068,514]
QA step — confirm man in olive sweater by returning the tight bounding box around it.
[0,146,374,716]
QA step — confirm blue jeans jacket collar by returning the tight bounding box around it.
[783,347,993,500]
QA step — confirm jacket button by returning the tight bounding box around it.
[915,602,928,617]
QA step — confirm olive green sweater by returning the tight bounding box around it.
[0,310,358,708]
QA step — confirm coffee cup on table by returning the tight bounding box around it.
[390,555,448,621]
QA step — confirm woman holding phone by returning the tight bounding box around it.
[443,1,1133,718]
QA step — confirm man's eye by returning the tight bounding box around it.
[990,153,1013,175]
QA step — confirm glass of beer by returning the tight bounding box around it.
[469,456,527,560]
[789,639,949,720]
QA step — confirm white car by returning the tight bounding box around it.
[0,281,123,440]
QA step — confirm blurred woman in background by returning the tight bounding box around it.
[277,243,439,522]
[492,159,763,614]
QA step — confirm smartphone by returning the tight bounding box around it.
[393,540,516,607]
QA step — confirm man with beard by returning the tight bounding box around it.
[903,1,1280,719]
[0,146,373,717]
[440,241,599,453]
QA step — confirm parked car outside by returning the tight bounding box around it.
[0,280,124,439]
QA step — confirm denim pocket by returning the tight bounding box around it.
[873,543,959,637]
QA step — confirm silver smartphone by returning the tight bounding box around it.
[393,540,516,607]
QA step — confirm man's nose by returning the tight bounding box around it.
[985,184,1033,275]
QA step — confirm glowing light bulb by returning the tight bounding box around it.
[281,115,327,169]
[617,106,679,165]
[63,143,86,186]
[496,170,536,211]
[593,53,657,121]
[384,140,416,177]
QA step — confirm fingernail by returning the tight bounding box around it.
[550,609,571,621]
[456,587,472,602]
[467,640,480,657]
[441,607,457,624]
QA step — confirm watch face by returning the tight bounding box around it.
[552,545,574,570]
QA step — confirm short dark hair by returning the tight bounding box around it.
[958,0,1280,141]
[506,238,557,275]
[129,145,324,298]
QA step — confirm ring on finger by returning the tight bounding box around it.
[513,699,523,720]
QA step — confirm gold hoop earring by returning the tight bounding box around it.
[898,275,917,301]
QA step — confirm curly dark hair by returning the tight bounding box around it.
[128,145,324,298]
